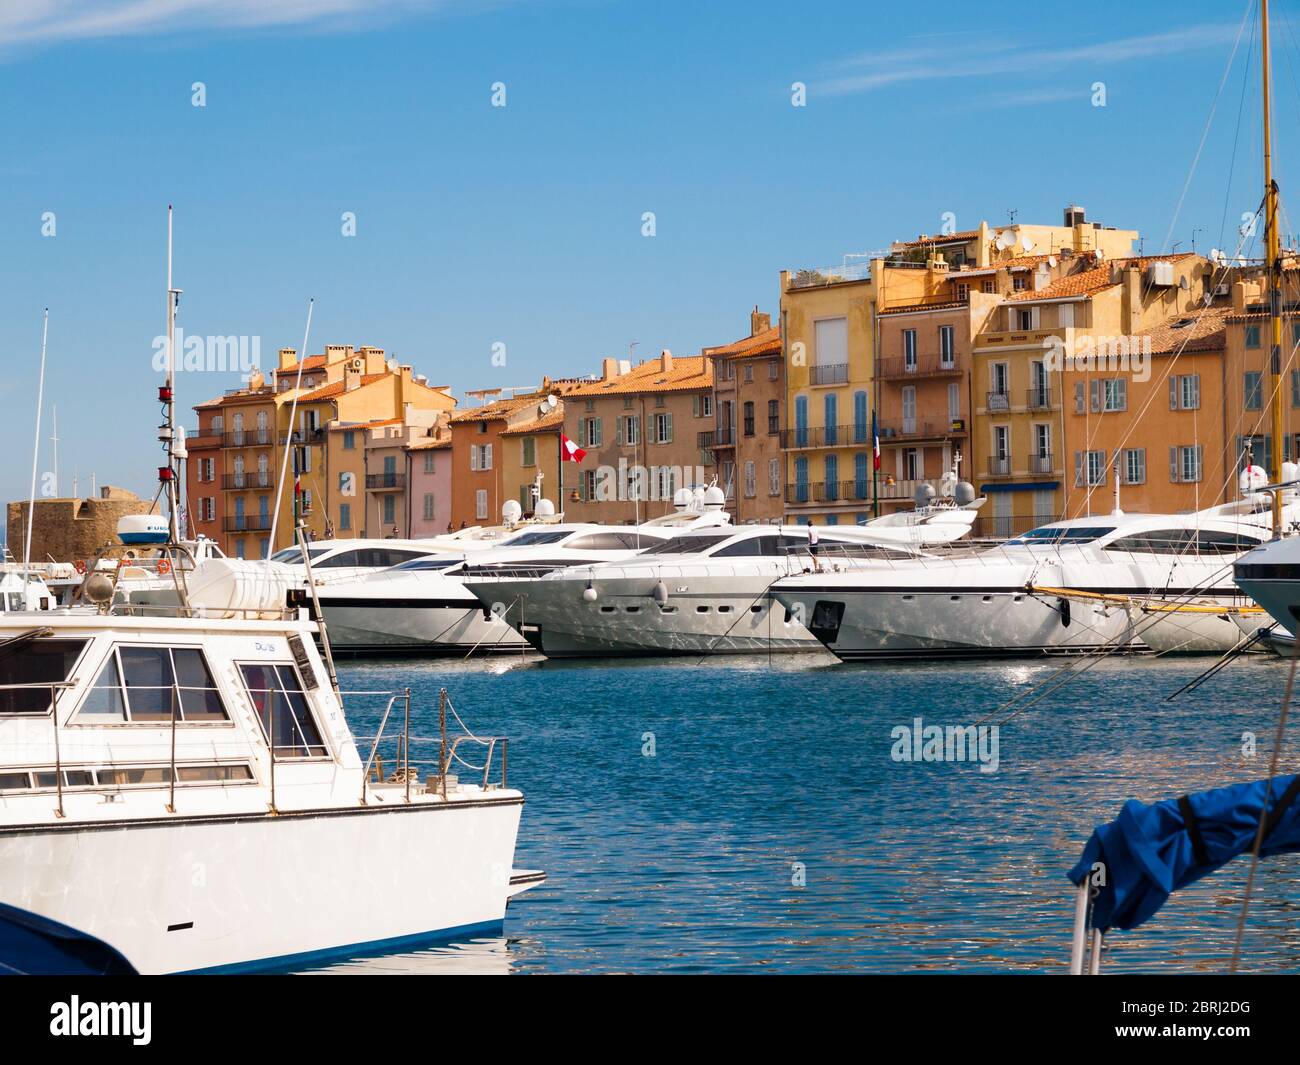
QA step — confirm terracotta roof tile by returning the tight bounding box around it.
[704,326,781,360]
[1006,253,1199,302]
[897,229,982,248]
[1134,304,1231,355]
[297,373,388,402]
[449,394,541,423]
[500,410,565,436]
[566,355,712,397]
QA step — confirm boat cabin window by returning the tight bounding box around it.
[1005,526,1116,546]
[0,638,87,715]
[564,532,650,550]
[392,557,463,572]
[270,547,328,564]
[238,663,327,758]
[1106,529,1264,555]
[77,646,229,723]
[640,533,735,555]
[497,530,571,547]
[316,547,430,569]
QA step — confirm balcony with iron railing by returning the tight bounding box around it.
[784,480,874,505]
[809,363,850,387]
[697,430,716,449]
[222,514,273,533]
[222,472,273,490]
[366,472,406,491]
[877,420,967,443]
[986,391,1011,413]
[987,456,1011,476]
[222,429,274,448]
[279,427,326,446]
[1026,387,1056,411]
[780,425,872,450]
[1028,452,1056,475]
[714,426,736,447]
[877,354,962,380]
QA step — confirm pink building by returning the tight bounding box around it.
[406,438,453,536]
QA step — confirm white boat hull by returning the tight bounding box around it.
[467,574,821,656]
[322,600,528,653]
[0,794,525,974]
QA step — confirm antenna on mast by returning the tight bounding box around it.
[23,309,50,589]
[159,205,184,544]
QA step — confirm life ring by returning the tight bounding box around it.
[157,558,172,575]
[74,559,86,575]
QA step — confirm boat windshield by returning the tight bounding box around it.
[496,530,571,547]
[639,533,736,555]
[1004,526,1116,547]
[269,547,328,563]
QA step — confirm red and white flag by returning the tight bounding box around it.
[560,433,587,463]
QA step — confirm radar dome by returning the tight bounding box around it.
[703,486,727,509]
[672,487,694,510]
[1240,465,1268,493]
[913,483,936,509]
[534,498,556,517]
[954,481,977,505]
[501,499,523,525]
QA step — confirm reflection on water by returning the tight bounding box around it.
[299,936,522,975]
[298,652,1300,974]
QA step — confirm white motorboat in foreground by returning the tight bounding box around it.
[771,502,1287,662]
[0,565,540,974]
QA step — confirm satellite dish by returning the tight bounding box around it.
[995,230,1014,251]
[501,499,523,525]
[547,394,558,409]
[1047,256,1057,268]
[1179,275,1190,290]
[1019,234,1033,252]
[1095,248,1106,261]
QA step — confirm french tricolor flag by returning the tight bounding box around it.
[871,412,880,471]
[561,433,587,463]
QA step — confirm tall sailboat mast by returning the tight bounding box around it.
[163,206,183,542]
[1263,0,1285,537]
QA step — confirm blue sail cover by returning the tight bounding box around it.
[0,901,136,975]
[1068,774,1300,931]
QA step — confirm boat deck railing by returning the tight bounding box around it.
[352,687,508,805]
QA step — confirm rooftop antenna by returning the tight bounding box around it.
[1007,208,1018,224]
[22,309,49,588]
[628,339,639,360]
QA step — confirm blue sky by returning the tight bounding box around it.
[0,0,1291,517]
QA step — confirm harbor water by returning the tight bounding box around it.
[295,652,1300,974]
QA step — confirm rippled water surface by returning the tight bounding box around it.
[295,651,1300,974]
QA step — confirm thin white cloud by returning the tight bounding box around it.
[818,23,1241,97]
[0,0,488,47]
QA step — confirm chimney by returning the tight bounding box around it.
[750,306,771,336]
[660,349,673,373]
[602,357,619,381]
[344,360,363,391]
[278,348,297,371]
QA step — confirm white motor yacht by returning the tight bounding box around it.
[460,481,983,657]
[771,501,1289,662]
[311,489,734,654]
